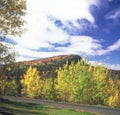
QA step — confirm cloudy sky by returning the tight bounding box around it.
[5,0,120,70]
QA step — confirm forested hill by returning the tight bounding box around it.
[110,69,120,79]
[2,55,82,77]
[2,54,120,79]
[19,55,81,66]
[1,55,120,106]
[18,54,82,73]
[19,54,120,79]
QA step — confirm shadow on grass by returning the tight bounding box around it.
[0,98,47,115]
[0,98,42,107]
[0,111,15,115]
[0,98,97,115]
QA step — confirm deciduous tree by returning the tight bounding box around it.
[0,0,26,64]
[21,66,43,98]
[0,0,26,37]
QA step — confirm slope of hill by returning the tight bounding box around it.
[110,69,120,79]
[19,54,81,66]
[2,54,120,79]
[2,55,82,78]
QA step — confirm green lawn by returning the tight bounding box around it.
[0,98,97,115]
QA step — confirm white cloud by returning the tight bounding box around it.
[10,0,99,61]
[15,45,70,62]
[105,63,120,70]
[56,36,102,55]
[13,35,120,61]
[88,60,104,66]
[27,0,97,23]
[97,39,120,55]
[106,8,120,19]
[89,60,120,70]
[8,0,120,64]
[55,37,120,57]
[108,39,120,51]
[14,35,102,61]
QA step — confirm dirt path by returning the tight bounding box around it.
[1,96,120,115]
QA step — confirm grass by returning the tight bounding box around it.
[0,98,97,115]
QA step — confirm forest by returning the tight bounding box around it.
[0,56,120,107]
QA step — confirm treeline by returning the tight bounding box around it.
[0,59,120,107]
[2,55,81,78]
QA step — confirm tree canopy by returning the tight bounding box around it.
[0,0,26,64]
[0,43,16,64]
[0,0,26,37]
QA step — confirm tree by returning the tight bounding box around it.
[55,61,72,102]
[0,67,8,95]
[106,78,120,107]
[88,65,110,104]
[42,77,55,99]
[0,0,26,64]
[21,66,43,98]
[0,0,26,36]
[0,43,16,64]
[5,79,18,96]
[55,59,120,107]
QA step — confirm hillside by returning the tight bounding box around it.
[2,55,82,78]
[1,55,120,107]
[110,69,120,79]
[21,54,120,79]
[2,54,120,79]
[19,54,81,66]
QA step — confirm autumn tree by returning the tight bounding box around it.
[106,78,120,107]
[55,62,70,102]
[55,60,91,103]
[21,66,43,98]
[88,65,109,104]
[55,59,120,107]
[42,77,55,99]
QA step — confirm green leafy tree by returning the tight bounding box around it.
[0,0,26,36]
[42,77,55,99]
[55,60,91,103]
[88,65,109,104]
[55,62,71,102]
[0,67,8,95]
[0,0,26,64]
[0,43,16,64]
[55,59,120,107]
[0,0,26,95]
[5,79,18,96]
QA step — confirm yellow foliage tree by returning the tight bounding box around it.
[21,66,43,98]
[55,59,120,107]
[42,77,55,99]
[107,78,120,107]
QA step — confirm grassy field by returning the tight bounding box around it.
[0,98,97,115]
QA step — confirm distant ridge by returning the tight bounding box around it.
[19,55,82,66]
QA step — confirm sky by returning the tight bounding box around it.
[5,0,120,70]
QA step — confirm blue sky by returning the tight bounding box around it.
[5,0,120,70]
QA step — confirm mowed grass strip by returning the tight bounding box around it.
[0,98,97,115]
